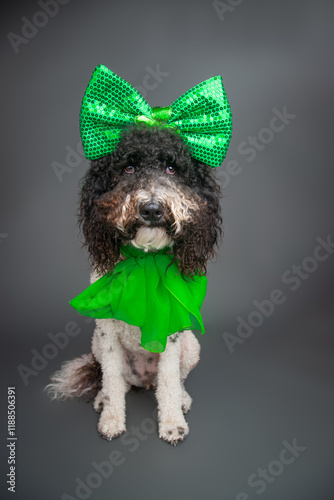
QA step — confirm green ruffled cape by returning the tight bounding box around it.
[69,245,207,353]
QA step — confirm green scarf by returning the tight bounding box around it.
[69,245,207,353]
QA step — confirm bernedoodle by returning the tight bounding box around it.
[46,65,232,445]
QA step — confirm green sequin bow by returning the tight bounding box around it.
[80,64,232,167]
[69,246,207,353]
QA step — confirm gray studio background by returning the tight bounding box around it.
[1,1,334,499]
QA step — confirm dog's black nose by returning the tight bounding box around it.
[139,201,164,222]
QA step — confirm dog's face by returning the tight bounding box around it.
[79,126,222,277]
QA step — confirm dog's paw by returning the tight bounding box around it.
[97,410,126,441]
[159,419,189,445]
[181,390,192,414]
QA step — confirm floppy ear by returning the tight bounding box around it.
[78,156,122,274]
[173,161,222,276]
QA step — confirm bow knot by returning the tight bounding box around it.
[134,106,173,127]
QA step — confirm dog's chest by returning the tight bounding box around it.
[116,322,160,389]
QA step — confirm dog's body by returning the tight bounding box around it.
[47,126,222,445]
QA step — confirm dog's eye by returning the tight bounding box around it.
[124,166,135,174]
[166,165,175,175]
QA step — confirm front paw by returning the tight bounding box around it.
[97,408,126,441]
[159,418,189,445]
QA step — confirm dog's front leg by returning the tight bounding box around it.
[156,332,189,445]
[92,320,127,441]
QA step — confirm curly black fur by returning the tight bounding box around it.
[78,125,222,277]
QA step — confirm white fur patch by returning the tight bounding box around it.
[130,227,173,252]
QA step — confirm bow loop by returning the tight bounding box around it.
[80,65,232,167]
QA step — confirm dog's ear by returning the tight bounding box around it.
[78,156,122,274]
[173,161,222,277]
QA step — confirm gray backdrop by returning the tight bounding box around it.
[1,0,334,499]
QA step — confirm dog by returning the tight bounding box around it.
[46,123,222,445]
